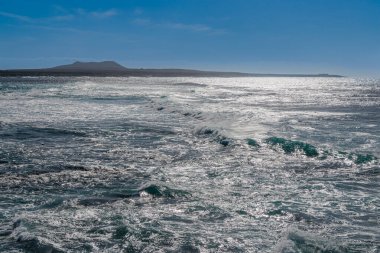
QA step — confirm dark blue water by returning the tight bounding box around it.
[0,76,379,252]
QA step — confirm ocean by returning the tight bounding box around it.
[0,76,379,253]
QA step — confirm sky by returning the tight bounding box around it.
[1,0,379,76]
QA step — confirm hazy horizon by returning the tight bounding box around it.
[0,60,345,77]
[1,0,380,77]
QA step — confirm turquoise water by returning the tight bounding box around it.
[0,76,379,252]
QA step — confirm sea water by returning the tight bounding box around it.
[0,76,379,252]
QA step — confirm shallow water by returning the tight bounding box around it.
[0,76,379,252]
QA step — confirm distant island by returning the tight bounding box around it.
[0,61,343,77]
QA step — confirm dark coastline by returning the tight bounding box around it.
[0,61,343,77]
[0,69,344,77]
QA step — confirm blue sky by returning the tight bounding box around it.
[1,0,379,76]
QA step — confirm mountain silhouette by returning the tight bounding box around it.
[0,61,343,77]
[49,61,127,71]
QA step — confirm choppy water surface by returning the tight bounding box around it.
[0,76,379,253]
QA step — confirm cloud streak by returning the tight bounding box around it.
[0,8,118,24]
[132,18,225,34]
[0,11,32,22]
[90,9,118,18]
[76,8,118,19]
[7,24,114,36]
[165,22,211,32]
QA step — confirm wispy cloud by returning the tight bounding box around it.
[132,18,225,34]
[76,8,118,19]
[49,15,75,21]
[0,11,32,22]
[165,22,211,32]
[0,8,118,24]
[23,24,91,33]
[0,11,73,23]
[90,9,118,18]
[11,24,112,36]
